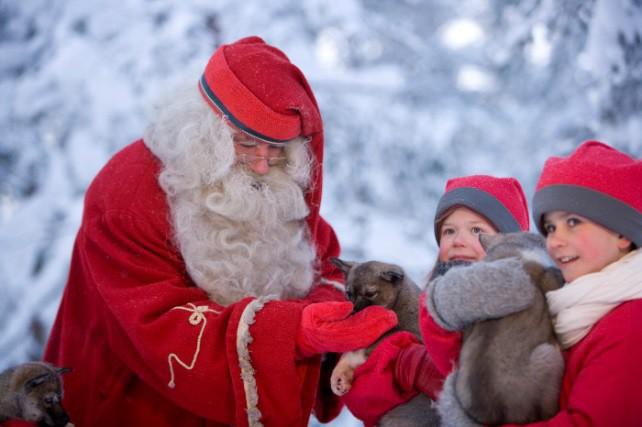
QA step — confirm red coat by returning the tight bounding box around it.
[40,140,346,427]
[418,293,642,426]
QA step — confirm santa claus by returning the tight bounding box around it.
[41,36,397,427]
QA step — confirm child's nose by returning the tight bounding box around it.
[452,232,467,247]
[547,231,565,248]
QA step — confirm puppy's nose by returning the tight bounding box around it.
[54,413,70,427]
[354,299,372,312]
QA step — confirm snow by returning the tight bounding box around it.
[440,18,485,49]
[1,0,641,425]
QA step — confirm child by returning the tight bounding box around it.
[429,141,642,426]
[525,140,642,425]
[340,174,531,426]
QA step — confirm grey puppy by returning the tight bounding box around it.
[431,232,565,426]
[330,258,439,427]
[0,361,73,427]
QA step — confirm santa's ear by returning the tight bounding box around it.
[379,268,404,284]
[330,257,356,276]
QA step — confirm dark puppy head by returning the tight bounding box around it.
[10,362,71,427]
[331,258,405,312]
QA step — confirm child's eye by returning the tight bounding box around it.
[567,217,581,227]
[543,223,555,234]
[471,226,483,234]
[441,227,455,236]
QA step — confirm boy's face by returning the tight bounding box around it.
[543,211,631,283]
[438,207,498,262]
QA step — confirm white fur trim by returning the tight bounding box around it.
[319,278,345,293]
[236,297,274,427]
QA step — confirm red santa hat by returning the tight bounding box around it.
[199,36,322,145]
[434,175,530,242]
[533,140,642,246]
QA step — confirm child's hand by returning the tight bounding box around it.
[426,258,536,331]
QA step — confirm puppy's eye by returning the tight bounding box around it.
[364,291,378,299]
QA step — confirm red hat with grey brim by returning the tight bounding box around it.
[532,140,642,247]
[434,175,530,243]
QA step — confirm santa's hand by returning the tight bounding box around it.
[296,301,398,358]
[426,258,535,331]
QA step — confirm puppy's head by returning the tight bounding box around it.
[331,258,405,311]
[479,232,547,263]
[10,362,71,427]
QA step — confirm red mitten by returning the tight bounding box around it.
[296,301,398,358]
[394,343,445,400]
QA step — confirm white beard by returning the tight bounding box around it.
[171,166,316,305]
[144,84,317,305]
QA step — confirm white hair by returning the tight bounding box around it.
[144,83,317,305]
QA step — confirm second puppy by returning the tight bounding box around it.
[330,258,438,427]
[0,361,72,427]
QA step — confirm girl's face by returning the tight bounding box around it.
[438,207,498,262]
[543,211,631,283]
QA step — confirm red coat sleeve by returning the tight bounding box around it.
[419,291,462,377]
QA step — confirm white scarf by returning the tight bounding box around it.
[547,249,642,349]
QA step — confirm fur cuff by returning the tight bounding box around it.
[236,297,274,427]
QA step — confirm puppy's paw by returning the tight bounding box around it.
[330,349,366,396]
[330,367,354,396]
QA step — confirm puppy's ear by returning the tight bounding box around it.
[330,257,355,276]
[24,373,50,392]
[57,367,72,375]
[540,267,565,293]
[479,233,500,252]
[522,261,545,282]
[379,269,404,284]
